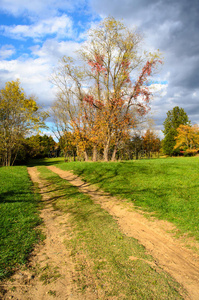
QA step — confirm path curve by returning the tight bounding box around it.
[48,165,199,300]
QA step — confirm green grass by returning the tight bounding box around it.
[0,166,42,280]
[36,166,184,299]
[53,156,199,241]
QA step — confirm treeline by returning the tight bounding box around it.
[15,134,58,164]
[59,129,161,161]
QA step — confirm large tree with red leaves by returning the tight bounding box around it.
[52,17,162,161]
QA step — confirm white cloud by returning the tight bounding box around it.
[0,45,15,59]
[0,15,74,41]
[149,83,168,97]
[0,58,53,105]
[0,39,83,107]
[31,39,81,63]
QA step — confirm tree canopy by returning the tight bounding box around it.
[52,17,162,161]
[174,124,199,155]
[162,106,190,156]
[0,80,47,166]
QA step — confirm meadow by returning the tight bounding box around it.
[55,156,199,241]
[1,156,198,299]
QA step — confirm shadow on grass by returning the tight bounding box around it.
[27,158,65,167]
[0,190,39,204]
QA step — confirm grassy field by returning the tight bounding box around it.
[0,166,42,280]
[36,166,183,299]
[1,156,198,297]
[52,156,199,241]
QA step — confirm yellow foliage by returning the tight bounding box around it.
[174,124,199,151]
[0,80,48,166]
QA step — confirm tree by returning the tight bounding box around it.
[142,129,161,158]
[174,124,199,155]
[131,133,143,160]
[0,80,47,166]
[162,106,190,156]
[59,131,77,161]
[52,17,162,161]
[26,134,56,159]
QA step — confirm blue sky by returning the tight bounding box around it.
[0,0,199,137]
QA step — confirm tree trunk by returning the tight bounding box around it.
[7,149,11,166]
[103,144,109,161]
[64,151,68,162]
[84,150,89,161]
[73,150,76,161]
[111,146,117,161]
[92,145,97,161]
[135,149,139,160]
[11,151,18,166]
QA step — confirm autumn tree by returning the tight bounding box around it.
[0,80,47,166]
[142,129,161,158]
[162,106,190,156]
[51,92,97,161]
[174,124,199,155]
[52,17,162,161]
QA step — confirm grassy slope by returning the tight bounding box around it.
[37,166,183,299]
[0,166,42,280]
[55,157,199,240]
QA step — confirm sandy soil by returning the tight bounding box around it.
[0,167,97,300]
[47,165,199,300]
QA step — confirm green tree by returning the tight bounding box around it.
[162,106,190,156]
[26,134,56,159]
[0,80,47,166]
[131,133,143,160]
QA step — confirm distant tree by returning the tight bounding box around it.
[131,133,143,160]
[174,124,199,155]
[142,129,161,158]
[26,134,56,159]
[0,80,47,166]
[40,135,56,157]
[162,106,190,156]
[59,131,77,161]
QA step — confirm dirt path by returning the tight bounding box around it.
[47,165,199,300]
[1,167,96,300]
